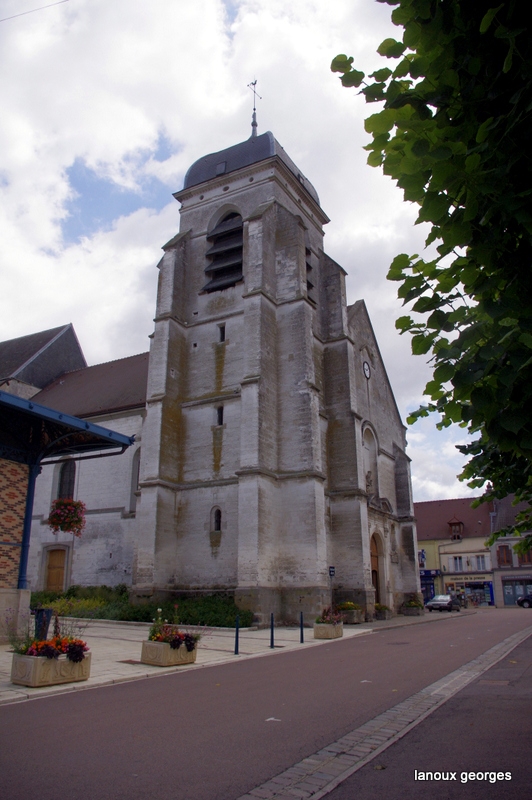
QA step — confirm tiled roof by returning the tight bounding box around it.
[33,352,149,418]
[0,325,69,379]
[414,497,491,541]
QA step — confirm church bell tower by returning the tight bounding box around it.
[133,127,419,623]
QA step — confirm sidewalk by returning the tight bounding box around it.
[0,607,477,706]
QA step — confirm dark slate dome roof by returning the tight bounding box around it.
[183,131,320,206]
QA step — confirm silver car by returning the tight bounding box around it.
[425,594,461,612]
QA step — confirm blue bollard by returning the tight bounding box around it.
[270,612,274,648]
[234,614,240,655]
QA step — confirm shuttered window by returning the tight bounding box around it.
[203,213,243,292]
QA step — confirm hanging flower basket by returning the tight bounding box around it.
[48,499,86,537]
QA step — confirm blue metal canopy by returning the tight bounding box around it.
[0,389,135,589]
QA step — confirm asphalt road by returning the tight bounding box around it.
[326,631,532,800]
[1,609,530,800]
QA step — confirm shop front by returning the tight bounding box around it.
[443,575,494,606]
[420,569,440,602]
[500,575,532,606]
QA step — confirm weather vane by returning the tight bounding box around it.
[248,79,262,138]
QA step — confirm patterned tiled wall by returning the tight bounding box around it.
[0,459,28,588]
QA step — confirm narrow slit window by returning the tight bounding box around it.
[214,509,222,532]
[58,460,75,499]
[219,324,226,342]
[217,406,224,426]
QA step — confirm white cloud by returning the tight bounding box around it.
[0,0,471,500]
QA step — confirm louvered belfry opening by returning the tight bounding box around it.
[203,212,243,292]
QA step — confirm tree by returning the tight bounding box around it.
[332,1,532,550]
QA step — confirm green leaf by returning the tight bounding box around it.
[371,68,392,82]
[365,109,397,135]
[503,44,514,73]
[341,69,365,88]
[417,193,451,223]
[377,38,406,59]
[428,146,453,161]
[331,54,354,74]
[476,117,495,143]
[411,139,430,157]
[465,153,481,173]
[434,363,456,383]
[367,150,384,167]
[395,315,413,331]
[412,334,434,355]
[480,6,504,34]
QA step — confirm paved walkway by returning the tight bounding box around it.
[0,608,476,705]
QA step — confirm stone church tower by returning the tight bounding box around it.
[133,130,419,623]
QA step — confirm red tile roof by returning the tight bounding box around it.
[414,497,492,541]
[33,352,149,418]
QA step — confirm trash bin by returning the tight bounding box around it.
[34,608,54,641]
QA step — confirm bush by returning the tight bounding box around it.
[30,590,253,627]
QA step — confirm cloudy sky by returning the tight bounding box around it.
[0,0,479,502]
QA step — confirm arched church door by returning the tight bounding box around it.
[370,535,380,604]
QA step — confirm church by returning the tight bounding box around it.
[6,126,420,624]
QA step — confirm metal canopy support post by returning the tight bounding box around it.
[17,463,41,590]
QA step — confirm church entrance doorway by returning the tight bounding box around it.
[46,548,66,592]
[371,535,380,604]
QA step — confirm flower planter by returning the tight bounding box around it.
[141,640,197,667]
[342,610,365,625]
[11,652,91,687]
[313,622,343,639]
[403,607,424,616]
[375,610,392,621]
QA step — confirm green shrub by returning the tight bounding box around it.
[31,589,253,627]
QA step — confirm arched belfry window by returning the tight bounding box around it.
[58,460,75,499]
[203,212,243,292]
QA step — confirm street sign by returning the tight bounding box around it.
[329,566,335,578]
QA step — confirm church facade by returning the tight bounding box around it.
[22,130,419,623]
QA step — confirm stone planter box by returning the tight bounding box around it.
[341,610,365,625]
[11,652,91,687]
[402,607,424,616]
[313,622,343,639]
[140,641,197,667]
[375,610,392,621]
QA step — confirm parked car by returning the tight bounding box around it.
[425,594,461,612]
[517,594,532,608]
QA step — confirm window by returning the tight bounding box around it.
[452,556,463,572]
[129,448,141,513]
[476,554,486,571]
[518,550,532,566]
[58,460,75,499]
[497,545,512,567]
[219,324,226,343]
[217,406,224,426]
[448,517,463,540]
[214,509,222,532]
[203,213,243,292]
[305,246,315,303]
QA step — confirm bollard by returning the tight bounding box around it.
[300,611,304,643]
[270,612,274,648]
[234,614,240,655]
